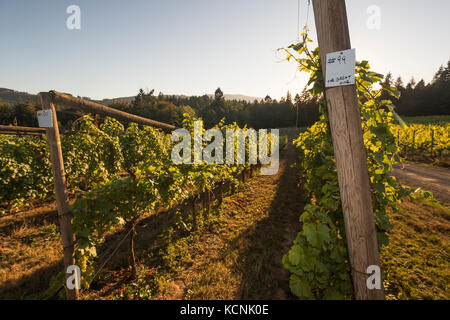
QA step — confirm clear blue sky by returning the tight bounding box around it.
[1,0,449,100]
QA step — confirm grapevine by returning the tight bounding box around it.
[281,29,410,299]
[68,114,259,291]
[394,123,449,157]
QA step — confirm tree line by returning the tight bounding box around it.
[0,87,320,130]
[380,59,450,116]
[1,60,448,129]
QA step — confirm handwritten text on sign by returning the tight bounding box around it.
[325,49,356,88]
[37,110,53,128]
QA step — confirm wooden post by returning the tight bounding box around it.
[312,0,384,300]
[39,92,79,300]
[0,125,46,134]
[230,181,235,194]
[430,129,434,157]
[206,190,211,214]
[192,195,197,231]
[412,130,416,152]
[49,91,176,131]
[127,219,137,279]
[218,182,223,206]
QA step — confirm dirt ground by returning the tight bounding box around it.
[392,162,450,204]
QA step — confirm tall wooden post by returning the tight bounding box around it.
[192,195,197,231]
[218,182,223,206]
[430,129,434,157]
[312,0,384,299]
[39,93,79,300]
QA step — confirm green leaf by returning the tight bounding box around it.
[376,231,389,247]
[386,104,408,128]
[323,288,346,300]
[316,224,331,244]
[303,222,330,248]
[303,222,319,247]
[289,275,314,299]
[288,245,302,266]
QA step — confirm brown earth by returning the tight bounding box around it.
[392,162,450,204]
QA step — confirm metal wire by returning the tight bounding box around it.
[297,0,301,40]
[42,219,134,300]
[80,224,134,296]
[306,0,311,29]
[297,0,312,40]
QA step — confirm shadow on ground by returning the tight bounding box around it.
[235,146,303,299]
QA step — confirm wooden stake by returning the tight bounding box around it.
[39,92,79,300]
[192,195,197,231]
[312,0,384,300]
[0,124,46,133]
[128,219,137,279]
[206,190,211,214]
[431,129,434,157]
[49,91,176,131]
[215,182,223,207]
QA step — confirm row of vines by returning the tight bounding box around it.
[0,117,171,214]
[393,123,449,157]
[1,114,264,297]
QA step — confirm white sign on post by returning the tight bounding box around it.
[325,48,356,88]
[37,110,53,128]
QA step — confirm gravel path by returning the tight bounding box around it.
[392,162,450,204]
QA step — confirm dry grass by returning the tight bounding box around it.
[381,197,450,299]
[0,205,63,299]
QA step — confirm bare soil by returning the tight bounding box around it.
[392,162,450,204]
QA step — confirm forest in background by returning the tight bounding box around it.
[0,60,448,130]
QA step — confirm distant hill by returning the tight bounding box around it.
[210,94,262,103]
[0,88,37,104]
[0,88,262,105]
[96,96,135,105]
